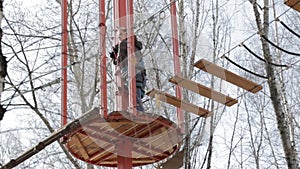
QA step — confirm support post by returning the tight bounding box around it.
[170,0,184,131]
[127,0,137,115]
[117,139,133,169]
[114,1,134,168]
[114,0,129,111]
[61,0,68,126]
[99,0,108,117]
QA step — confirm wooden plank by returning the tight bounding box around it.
[194,59,263,93]
[169,75,238,106]
[285,0,300,12]
[160,127,175,153]
[73,135,90,160]
[146,89,213,118]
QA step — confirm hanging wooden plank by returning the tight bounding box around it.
[146,89,212,118]
[169,75,238,106]
[194,59,263,93]
[285,0,300,12]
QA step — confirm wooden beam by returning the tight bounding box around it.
[72,135,90,160]
[194,59,263,93]
[146,89,213,118]
[160,127,175,153]
[285,0,300,12]
[169,75,238,106]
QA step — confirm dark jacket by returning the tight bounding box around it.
[111,35,143,69]
[110,36,146,88]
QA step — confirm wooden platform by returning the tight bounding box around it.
[66,111,182,167]
[285,0,300,12]
[194,59,262,93]
[146,88,213,118]
[169,75,238,106]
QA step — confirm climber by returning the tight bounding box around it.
[109,28,146,112]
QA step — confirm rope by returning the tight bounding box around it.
[277,19,300,38]
[212,1,298,79]
[242,44,288,67]
[261,34,300,56]
[2,0,182,106]
[222,55,268,79]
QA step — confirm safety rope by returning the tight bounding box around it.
[242,44,288,67]
[222,55,268,79]
[277,19,300,38]
[261,34,300,56]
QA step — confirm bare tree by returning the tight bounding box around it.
[2,0,299,169]
[249,0,299,168]
[0,0,7,121]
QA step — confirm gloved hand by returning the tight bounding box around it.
[109,52,115,59]
[110,45,119,65]
[113,59,117,65]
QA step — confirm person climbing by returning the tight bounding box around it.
[109,28,146,112]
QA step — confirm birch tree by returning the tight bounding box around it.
[249,0,299,168]
[0,0,7,121]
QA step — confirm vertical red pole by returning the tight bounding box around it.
[114,0,129,111]
[115,1,133,168]
[127,0,137,115]
[114,0,121,110]
[61,0,68,126]
[113,0,119,44]
[99,0,108,117]
[117,139,133,169]
[170,0,184,130]
[118,0,127,28]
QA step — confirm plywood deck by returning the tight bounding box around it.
[194,59,263,93]
[169,75,238,106]
[285,0,300,12]
[146,88,213,118]
[66,111,182,167]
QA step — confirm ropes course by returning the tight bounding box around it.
[1,0,300,169]
[3,0,298,101]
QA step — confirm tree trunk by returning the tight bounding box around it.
[250,0,299,168]
[0,0,7,121]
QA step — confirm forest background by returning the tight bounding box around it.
[0,0,299,169]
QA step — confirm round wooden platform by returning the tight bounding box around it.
[65,111,182,167]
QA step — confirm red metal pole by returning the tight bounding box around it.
[127,0,137,115]
[113,0,121,111]
[118,0,127,28]
[61,0,68,126]
[99,0,108,117]
[115,1,133,168]
[170,0,184,130]
[114,0,129,111]
[117,139,133,169]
